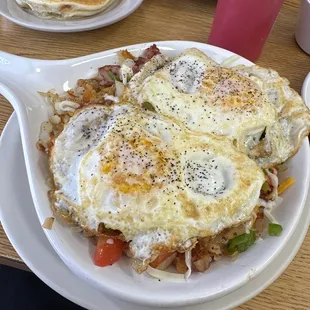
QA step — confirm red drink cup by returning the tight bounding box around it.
[208,0,285,62]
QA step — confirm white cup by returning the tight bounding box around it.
[296,0,310,55]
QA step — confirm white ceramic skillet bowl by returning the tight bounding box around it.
[0,41,309,307]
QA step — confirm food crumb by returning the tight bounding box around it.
[42,217,55,230]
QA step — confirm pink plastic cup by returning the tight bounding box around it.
[208,0,285,62]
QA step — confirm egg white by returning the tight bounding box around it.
[233,65,310,167]
[128,48,310,168]
[51,104,265,266]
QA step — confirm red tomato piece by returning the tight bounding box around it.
[94,236,124,267]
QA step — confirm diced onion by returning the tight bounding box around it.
[70,226,83,233]
[120,59,135,84]
[184,250,192,279]
[276,162,288,172]
[221,55,241,68]
[262,196,283,224]
[265,169,279,199]
[258,196,283,212]
[274,196,283,208]
[49,114,61,125]
[115,80,125,97]
[38,121,53,148]
[146,266,186,282]
[156,253,177,270]
[258,195,283,224]
[264,211,279,224]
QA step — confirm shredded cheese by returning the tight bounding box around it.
[278,177,296,195]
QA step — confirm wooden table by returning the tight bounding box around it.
[0,0,309,308]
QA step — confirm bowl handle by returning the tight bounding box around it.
[0,50,34,81]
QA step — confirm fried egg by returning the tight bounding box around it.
[128,48,310,168]
[51,104,265,270]
[233,65,310,167]
[15,0,115,19]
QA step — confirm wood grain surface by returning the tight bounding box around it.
[0,0,310,308]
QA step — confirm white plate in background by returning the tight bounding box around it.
[0,113,309,310]
[0,0,143,32]
[302,72,310,108]
[0,41,309,307]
